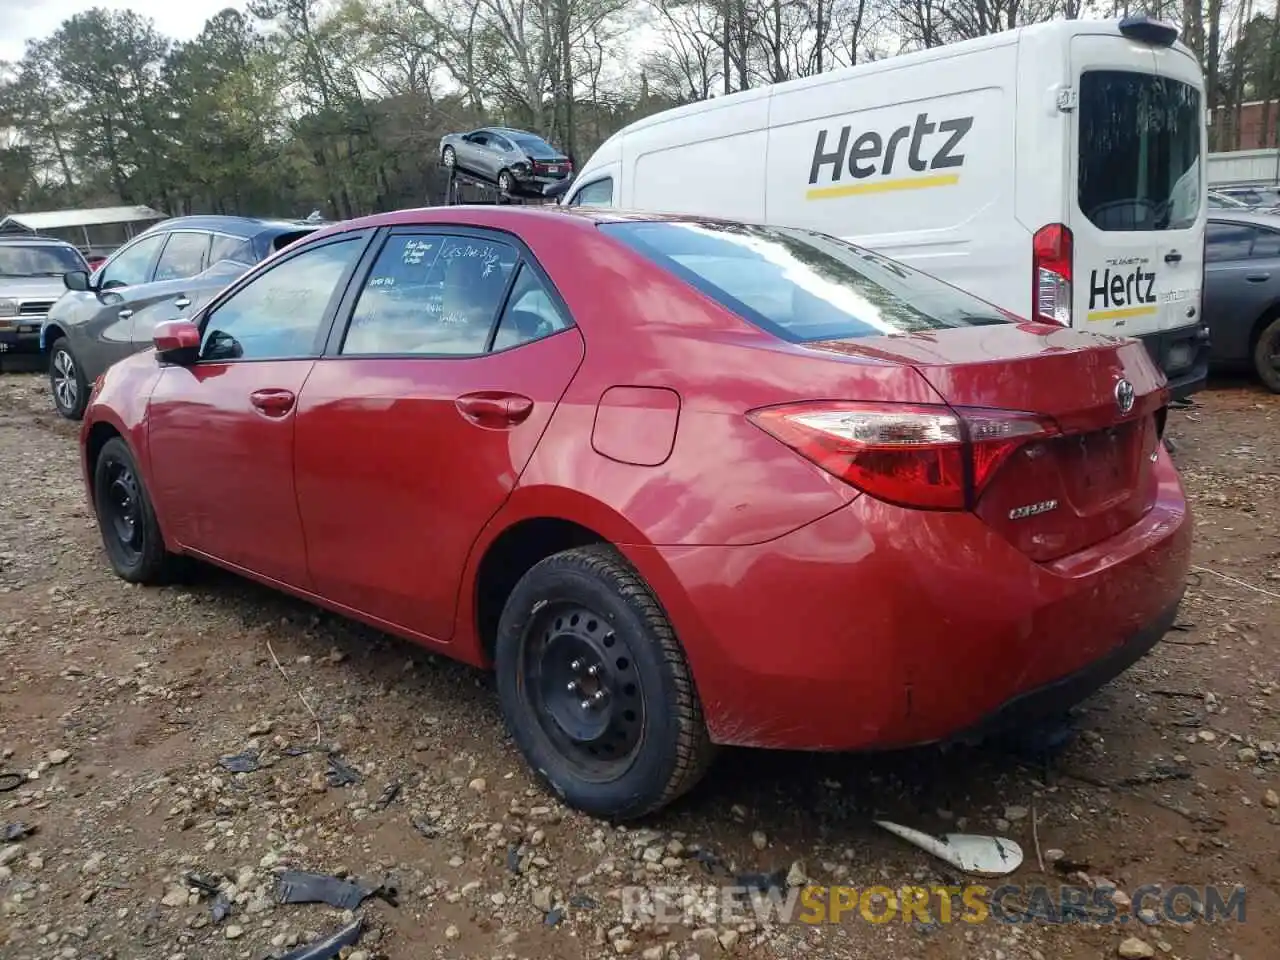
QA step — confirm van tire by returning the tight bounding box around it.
[494,544,715,821]
[1255,315,1280,393]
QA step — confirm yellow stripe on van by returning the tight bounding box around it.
[804,173,960,200]
[1086,305,1158,322]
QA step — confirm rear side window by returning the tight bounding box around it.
[341,234,519,356]
[154,231,209,281]
[1078,70,1202,232]
[209,233,253,266]
[600,221,1010,342]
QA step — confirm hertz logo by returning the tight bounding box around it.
[1086,266,1158,322]
[806,112,974,200]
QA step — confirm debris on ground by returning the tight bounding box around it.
[275,870,399,910]
[874,820,1024,876]
[277,918,365,960]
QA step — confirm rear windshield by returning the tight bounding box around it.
[1078,70,1202,232]
[513,136,560,159]
[599,221,1012,342]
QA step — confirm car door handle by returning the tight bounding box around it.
[174,296,191,309]
[118,308,134,319]
[1246,273,1271,282]
[1164,250,1182,264]
[249,388,297,417]
[455,392,534,427]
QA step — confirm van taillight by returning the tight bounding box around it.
[1032,223,1073,326]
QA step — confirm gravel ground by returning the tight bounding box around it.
[0,363,1277,960]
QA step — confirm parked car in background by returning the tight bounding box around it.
[1209,191,1253,210]
[80,206,1190,820]
[0,236,90,357]
[44,215,323,419]
[1215,185,1280,209]
[439,127,573,195]
[1203,212,1280,392]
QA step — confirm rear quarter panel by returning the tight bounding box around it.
[491,217,945,549]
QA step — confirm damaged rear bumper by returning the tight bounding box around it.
[623,452,1191,752]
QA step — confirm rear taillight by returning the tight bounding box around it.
[1032,223,1073,326]
[749,401,1058,511]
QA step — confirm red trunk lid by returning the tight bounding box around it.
[808,323,1167,562]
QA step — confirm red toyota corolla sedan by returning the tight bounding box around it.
[79,206,1191,819]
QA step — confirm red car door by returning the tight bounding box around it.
[146,233,372,587]
[294,229,585,640]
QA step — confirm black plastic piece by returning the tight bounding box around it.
[275,870,399,910]
[1119,15,1178,47]
[277,918,364,960]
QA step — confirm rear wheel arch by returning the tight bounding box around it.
[1249,301,1280,352]
[473,516,609,664]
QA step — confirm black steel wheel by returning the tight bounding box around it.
[49,337,88,420]
[92,437,181,583]
[495,544,714,820]
[1255,316,1280,393]
[523,602,647,781]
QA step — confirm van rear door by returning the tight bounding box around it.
[1069,33,1203,357]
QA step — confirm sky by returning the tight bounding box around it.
[0,0,247,63]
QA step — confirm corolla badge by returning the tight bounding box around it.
[1114,378,1135,415]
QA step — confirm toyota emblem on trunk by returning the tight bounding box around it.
[1114,378,1135,415]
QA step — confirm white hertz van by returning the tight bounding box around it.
[565,15,1211,397]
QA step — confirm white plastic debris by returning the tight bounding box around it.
[873,820,1023,877]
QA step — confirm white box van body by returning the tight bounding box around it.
[564,17,1210,397]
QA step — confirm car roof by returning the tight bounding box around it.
[1208,210,1280,227]
[303,205,744,242]
[138,215,323,239]
[0,235,82,249]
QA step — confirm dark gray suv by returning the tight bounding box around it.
[43,215,321,419]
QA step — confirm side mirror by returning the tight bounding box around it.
[153,319,201,365]
[64,270,91,292]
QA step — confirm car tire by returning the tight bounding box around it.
[497,169,513,194]
[92,437,182,584]
[442,145,456,169]
[495,544,715,821]
[49,338,88,420]
[1254,315,1280,393]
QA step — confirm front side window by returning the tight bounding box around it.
[1251,227,1280,259]
[1078,70,1202,231]
[341,234,518,356]
[200,238,363,362]
[1205,222,1255,262]
[99,234,166,289]
[571,178,614,207]
[154,232,209,282]
[601,220,1010,343]
[0,244,86,277]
